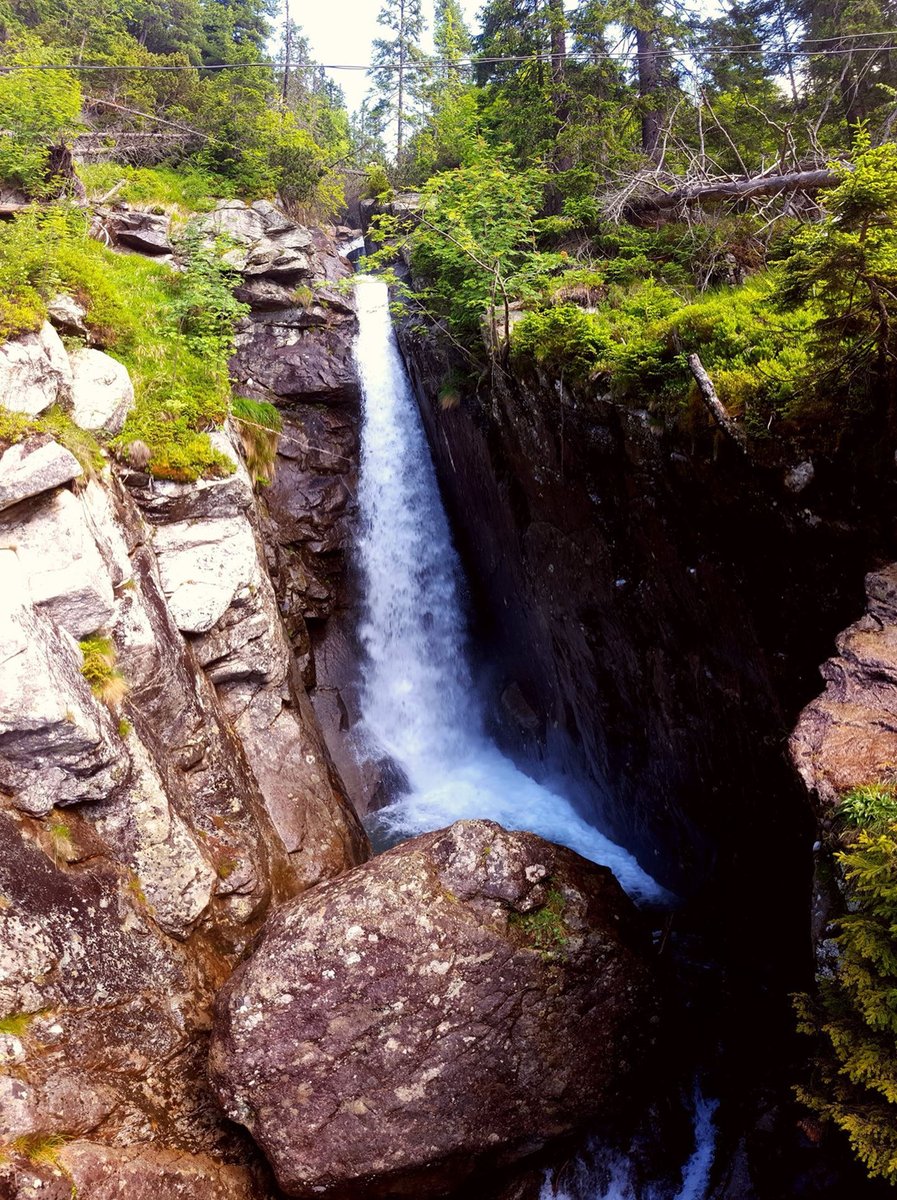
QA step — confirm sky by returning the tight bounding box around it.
[293,0,483,112]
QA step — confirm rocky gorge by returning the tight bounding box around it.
[0,186,895,1200]
[0,200,663,1200]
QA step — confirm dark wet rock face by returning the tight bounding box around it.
[210,819,657,1200]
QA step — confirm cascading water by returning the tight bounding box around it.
[349,275,716,1200]
[351,275,663,903]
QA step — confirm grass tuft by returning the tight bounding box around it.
[78,635,127,707]
[230,396,282,487]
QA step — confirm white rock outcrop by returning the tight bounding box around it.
[198,199,315,278]
[0,322,72,416]
[70,348,135,434]
[1,486,116,638]
[47,293,89,338]
[0,548,124,815]
[0,438,81,512]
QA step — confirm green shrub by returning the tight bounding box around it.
[780,131,897,409]
[170,228,249,360]
[838,784,897,831]
[78,635,127,706]
[362,162,393,201]
[230,396,282,486]
[0,38,81,195]
[511,304,614,380]
[795,780,897,1186]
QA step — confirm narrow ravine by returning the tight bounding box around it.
[351,275,662,903]
[350,274,716,1199]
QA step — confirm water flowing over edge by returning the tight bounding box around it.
[539,1091,718,1200]
[350,274,666,901]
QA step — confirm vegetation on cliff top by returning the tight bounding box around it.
[0,207,239,480]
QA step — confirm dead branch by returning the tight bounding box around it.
[83,98,208,141]
[687,353,747,452]
[626,166,841,218]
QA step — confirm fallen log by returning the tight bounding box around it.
[626,167,841,217]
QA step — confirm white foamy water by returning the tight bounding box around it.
[539,1091,718,1200]
[351,275,665,904]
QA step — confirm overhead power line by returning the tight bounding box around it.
[4,35,897,72]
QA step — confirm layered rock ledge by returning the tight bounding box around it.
[210,819,657,1200]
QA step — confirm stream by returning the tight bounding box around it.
[347,274,718,1199]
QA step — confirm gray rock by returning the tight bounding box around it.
[234,277,298,310]
[106,208,173,255]
[0,548,124,815]
[47,293,89,337]
[210,820,656,1200]
[231,323,359,403]
[0,322,73,416]
[784,460,815,493]
[0,437,81,512]
[198,200,315,279]
[0,486,116,638]
[70,347,135,433]
[151,513,261,634]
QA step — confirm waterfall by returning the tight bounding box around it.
[350,275,715,1200]
[351,275,664,903]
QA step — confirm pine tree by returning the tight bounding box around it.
[432,0,472,92]
[369,0,426,168]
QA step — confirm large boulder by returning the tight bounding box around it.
[70,347,135,433]
[210,819,656,1200]
[104,207,173,255]
[0,322,72,415]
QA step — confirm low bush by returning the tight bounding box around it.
[230,396,282,486]
[795,810,897,1186]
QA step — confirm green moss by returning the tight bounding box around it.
[117,718,132,738]
[0,1012,34,1037]
[508,888,569,958]
[0,406,35,448]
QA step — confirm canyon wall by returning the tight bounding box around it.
[0,209,367,1197]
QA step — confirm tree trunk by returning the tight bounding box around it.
[548,0,572,175]
[636,25,663,166]
[396,0,406,165]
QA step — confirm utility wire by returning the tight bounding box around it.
[5,36,897,72]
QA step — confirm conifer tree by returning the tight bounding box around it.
[369,0,426,167]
